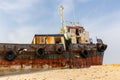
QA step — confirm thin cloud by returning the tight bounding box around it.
[80,10,120,31]
[77,0,93,3]
[0,0,45,26]
[0,26,40,43]
[0,0,42,11]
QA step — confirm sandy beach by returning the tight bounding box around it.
[0,64,120,80]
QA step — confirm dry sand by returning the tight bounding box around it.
[0,64,120,80]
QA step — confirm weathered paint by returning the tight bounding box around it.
[0,43,107,70]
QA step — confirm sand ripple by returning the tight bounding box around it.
[0,64,120,80]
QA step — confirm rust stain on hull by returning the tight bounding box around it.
[0,43,107,70]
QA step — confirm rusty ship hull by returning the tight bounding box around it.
[0,42,107,69]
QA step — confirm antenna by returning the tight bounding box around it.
[59,5,64,28]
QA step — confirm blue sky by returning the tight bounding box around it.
[0,0,120,64]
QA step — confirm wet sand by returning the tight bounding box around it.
[0,64,120,80]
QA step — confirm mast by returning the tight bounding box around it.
[59,5,64,28]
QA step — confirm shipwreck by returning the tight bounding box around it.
[0,6,107,69]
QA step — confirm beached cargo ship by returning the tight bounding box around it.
[0,6,107,69]
[0,24,107,69]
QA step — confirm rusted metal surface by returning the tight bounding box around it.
[0,43,107,70]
